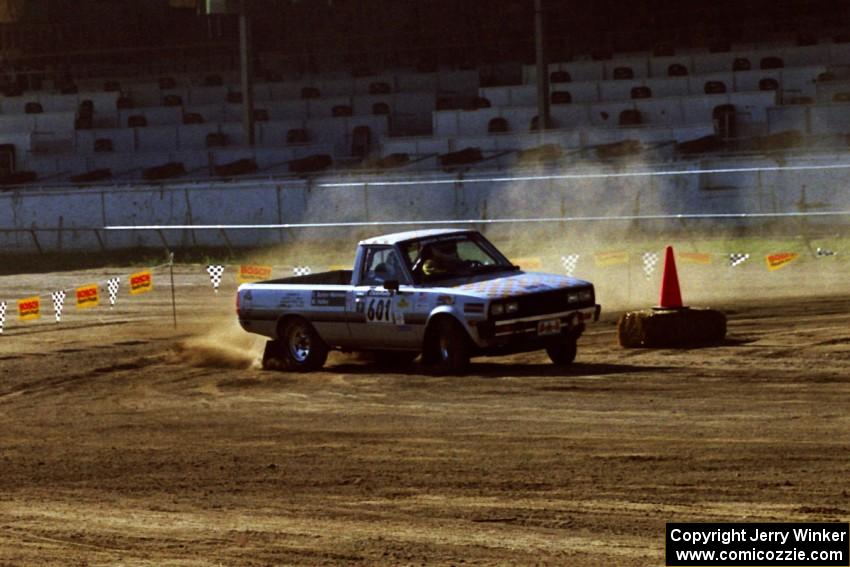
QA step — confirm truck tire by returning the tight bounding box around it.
[546,337,577,366]
[280,318,328,372]
[262,340,288,370]
[423,318,470,374]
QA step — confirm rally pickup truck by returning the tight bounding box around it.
[236,228,600,374]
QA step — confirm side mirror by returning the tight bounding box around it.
[383,279,400,294]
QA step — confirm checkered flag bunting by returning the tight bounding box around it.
[106,277,120,307]
[560,254,580,277]
[817,247,836,257]
[51,290,67,322]
[0,301,6,334]
[729,253,750,267]
[293,265,312,276]
[206,265,225,292]
[642,251,660,279]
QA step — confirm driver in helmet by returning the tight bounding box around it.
[421,240,463,276]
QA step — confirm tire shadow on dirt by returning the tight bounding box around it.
[313,360,672,378]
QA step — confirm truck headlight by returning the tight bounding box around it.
[579,289,593,302]
[567,292,579,303]
[505,301,519,314]
[490,303,504,316]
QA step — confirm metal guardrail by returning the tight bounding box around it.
[4,156,850,194]
[2,160,849,253]
[0,210,848,252]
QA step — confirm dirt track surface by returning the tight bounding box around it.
[1,267,849,566]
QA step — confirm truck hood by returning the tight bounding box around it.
[433,271,591,299]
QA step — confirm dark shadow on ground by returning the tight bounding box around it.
[320,360,672,378]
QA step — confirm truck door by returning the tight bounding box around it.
[349,246,419,349]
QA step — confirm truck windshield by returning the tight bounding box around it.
[401,233,516,283]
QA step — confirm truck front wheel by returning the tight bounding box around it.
[423,318,470,375]
[546,337,577,366]
[275,318,328,372]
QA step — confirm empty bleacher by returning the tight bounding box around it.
[2,1,850,186]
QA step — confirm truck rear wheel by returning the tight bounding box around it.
[262,340,288,370]
[424,318,470,375]
[279,318,328,372]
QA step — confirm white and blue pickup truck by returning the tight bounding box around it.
[236,228,600,374]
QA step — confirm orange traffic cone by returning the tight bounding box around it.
[657,245,686,309]
[619,245,725,347]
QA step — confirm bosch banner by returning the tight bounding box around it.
[679,252,712,265]
[594,251,629,267]
[129,271,153,295]
[766,252,800,271]
[17,296,41,321]
[238,264,273,283]
[76,284,100,309]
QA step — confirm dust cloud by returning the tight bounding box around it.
[222,154,848,315]
[173,316,265,369]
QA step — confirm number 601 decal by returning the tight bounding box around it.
[365,297,396,324]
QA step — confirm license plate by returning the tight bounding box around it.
[537,318,562,336]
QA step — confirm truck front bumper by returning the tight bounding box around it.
[473,304,601,351]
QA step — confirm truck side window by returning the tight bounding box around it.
[361,247,405,286]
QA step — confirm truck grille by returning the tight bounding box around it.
[493,286,594,320]
[518,289,570,316]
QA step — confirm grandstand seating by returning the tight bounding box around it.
[2,25,850,184]
[433,90,776,137]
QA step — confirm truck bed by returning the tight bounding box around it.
[263,270,353,286]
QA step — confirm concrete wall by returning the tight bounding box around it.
[2,153,850,254]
